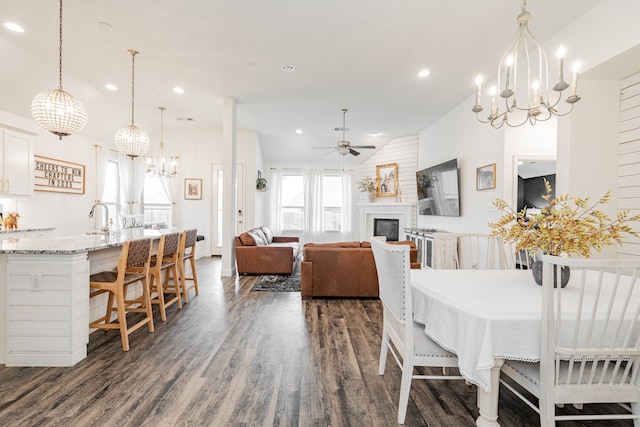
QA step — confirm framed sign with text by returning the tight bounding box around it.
[34,155,85,194]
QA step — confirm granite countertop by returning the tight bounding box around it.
[0,229,173,255]
[0,227,56,234]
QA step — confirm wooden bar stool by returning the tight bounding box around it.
[178,229,200,303]
[149,232,182,321]
[89,238,154,352]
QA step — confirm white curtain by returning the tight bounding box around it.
[339,170,355,242]
[94,145,109,202]
[304,169,324,243]
[131,157,147,215]
[268,169,283,233]
[158,176,175,226]
[116,154,146,216]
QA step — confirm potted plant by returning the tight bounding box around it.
[357,176,376,202]
[256,177,268,191]
[489,178,640,287]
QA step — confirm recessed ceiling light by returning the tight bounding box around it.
[295,129,303,134]
[417,69,431,78]
[173,87,184,94]
[176,117,195,121]
[368,132,381,137]
[97,21,114,31]
[281,64,295,72]
[4,22,24,33]
[105,83,117,91]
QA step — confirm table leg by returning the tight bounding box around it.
[476,359,504,427]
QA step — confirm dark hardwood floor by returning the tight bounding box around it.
[0,257,632,426]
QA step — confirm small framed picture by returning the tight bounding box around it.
[476,163,496,191]
[376,163,398,197]
[184,178,202,200]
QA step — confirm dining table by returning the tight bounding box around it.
[410,267,640,427]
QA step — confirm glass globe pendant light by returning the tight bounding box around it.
[114,49,150,157]
[31,0,88,139]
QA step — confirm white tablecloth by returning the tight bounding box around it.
[412,269,540,392]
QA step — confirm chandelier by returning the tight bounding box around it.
[31,0,87,139]
[115,49,150,157]
[472,0,582,129]
[146,107,178,178]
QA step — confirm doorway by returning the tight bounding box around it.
[210,164,244,256]
[513,156,556,214]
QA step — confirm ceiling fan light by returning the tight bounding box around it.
[115,125,150,157]
[31,88,88,138]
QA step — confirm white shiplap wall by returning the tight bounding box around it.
[618,71,640,258]
[358,134,419,228]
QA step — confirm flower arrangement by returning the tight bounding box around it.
[489,178,640,257]
[357,176,376,193]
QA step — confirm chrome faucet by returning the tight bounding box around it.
[89,202,110,234]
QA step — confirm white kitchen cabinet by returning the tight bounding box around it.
[0,126,34,196]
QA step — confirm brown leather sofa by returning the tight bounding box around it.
[235,226,300,275]
[300,240,420,299]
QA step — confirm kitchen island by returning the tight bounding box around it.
[0,229,169,367]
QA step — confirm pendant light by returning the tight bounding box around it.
[146,107,178,178]
[472,0,581,128]
[31,0,88,139]
[114,49,150,157]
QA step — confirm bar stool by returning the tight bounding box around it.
[149,232,182,321]
[178,229,200,303]
[89,238,154,352]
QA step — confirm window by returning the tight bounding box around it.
[143,175,172,228]
[280,173,304,231]
[101,160,120,227]
[322,173,343,231]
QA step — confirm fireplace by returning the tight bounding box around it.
[373,218,399,241]
[357,202,414,241]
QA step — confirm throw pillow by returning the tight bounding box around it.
[260,226,273,244]
[238,232,256,246]
[247,228,268,246]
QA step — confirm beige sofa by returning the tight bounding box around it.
[235,226,300,275]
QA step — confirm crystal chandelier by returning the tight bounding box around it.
[472,0,582,129]
[115,49,150,157]
[31,0,87,139]
[146,107,178,178]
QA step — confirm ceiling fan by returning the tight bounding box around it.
[313,108,376,156]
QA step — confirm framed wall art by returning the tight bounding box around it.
[184,178,202,200]
[376,163,398,197]
[476,163,496,190]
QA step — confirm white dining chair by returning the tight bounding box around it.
[500,255,640,426]
[454,233,509,270]
[370,239,463,424]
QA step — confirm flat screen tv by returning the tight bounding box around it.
[416,158,460,216]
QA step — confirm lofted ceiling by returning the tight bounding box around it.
[0,0,602,166]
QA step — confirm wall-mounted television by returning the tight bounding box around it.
[416,158,460,216]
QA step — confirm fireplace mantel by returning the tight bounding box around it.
[357,202,414,241]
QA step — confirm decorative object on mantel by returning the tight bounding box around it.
[31,0,87,139]
[376,163,398,198]
[114,49,150,158]
[476,163,496,191]
[489,178,640,287]
[34,155,85,194]
[256,171,268,191]
[184,178,202,200]
[146,107,178,178]
[472,0,581,129]
[357,176,376,202]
